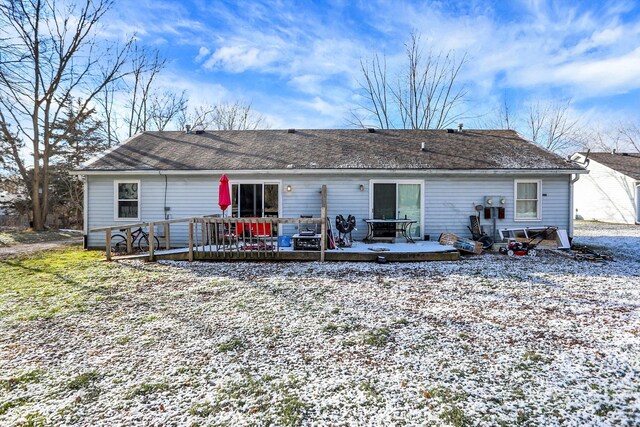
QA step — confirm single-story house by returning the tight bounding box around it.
[74,128,586,249]
[571,151,640,224]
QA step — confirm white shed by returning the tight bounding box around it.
[571,152,640,224]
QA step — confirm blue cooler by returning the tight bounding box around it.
[278,235,292,247]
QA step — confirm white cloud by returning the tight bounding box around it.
[552,47,640,94]
[288,74,326,95]
[105,0,640,128]
[194,46,210,63]
[203,44,280,72]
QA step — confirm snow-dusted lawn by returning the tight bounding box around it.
[1,221,638,426]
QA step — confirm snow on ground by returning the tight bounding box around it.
[0,221,639,426]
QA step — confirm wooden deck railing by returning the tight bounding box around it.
[190,216,325,260]
[90,185,330,262]
[90,217,193,261]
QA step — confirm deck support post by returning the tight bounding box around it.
[320,185,327,262]
[148,222,155,261]
[164,223,170,250]
[105,229,112,261]
[126,228,132,254]
[188,221,194,261]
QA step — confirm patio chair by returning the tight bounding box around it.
[238,221,274,250]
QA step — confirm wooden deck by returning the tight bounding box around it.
[110,242,460,263]
[92,185,460,263]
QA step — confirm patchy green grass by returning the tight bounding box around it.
[67,371,100,390]
[522,350,550,364]
[0,397,29,415]
[362,327,391,347]
[440,405,471,427]
[114,336,133,345]
[276,394,308,426]
[217,337,244,353]
[0,247,116,321]
[3,369,45,392]
[0,229,80,247]
[126,382,169,399]
[190,401,218,417]
[15,412,46,427]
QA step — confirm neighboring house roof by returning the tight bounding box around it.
[0,190,18,214]
[78,129,580,172]
[576,152,640,180]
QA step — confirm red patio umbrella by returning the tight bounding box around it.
[218,175,231,216]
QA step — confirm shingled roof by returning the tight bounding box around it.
[79,129,580,172]
[578,152,640,180]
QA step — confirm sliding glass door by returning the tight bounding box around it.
[371,181,422,239]
[231,183,279,218]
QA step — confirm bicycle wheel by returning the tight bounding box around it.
[111,234,128,254]
[138,235,160,252]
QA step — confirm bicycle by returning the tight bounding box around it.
[111,226,160,254]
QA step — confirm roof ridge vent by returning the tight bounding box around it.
[447,129,455,133]
[287,128,296,133]
[367,128,375,133]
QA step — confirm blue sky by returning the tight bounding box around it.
[106,0,640,129]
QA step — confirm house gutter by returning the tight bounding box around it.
[71,168,588,176]
[83,176,88,249]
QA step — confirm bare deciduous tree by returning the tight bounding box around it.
[179,101,268,131]
[149,90,188,131]
[488,97,583,154]
[351,31,468,129]
[126,44,166,137]
[618,122,640,152]
[211,102,268,130]
[0,0,132,229]
[485,96,516,130]
[95,76,122,147]
[526,99,582,153]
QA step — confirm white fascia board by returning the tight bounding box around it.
[71,168,587,176]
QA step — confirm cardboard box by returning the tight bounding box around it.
[438,233,483,254]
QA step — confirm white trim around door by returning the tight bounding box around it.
[368,179,425,240]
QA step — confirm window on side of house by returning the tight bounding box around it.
[115,181,140,220]
[514,180,541,220]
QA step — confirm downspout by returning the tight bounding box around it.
[569,174,581,239]
[636,182,640,225]
[83,176,88,249]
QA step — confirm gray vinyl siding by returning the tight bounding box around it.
[424,175,571,239]
[86,173,571,248]
[87,175,218,247]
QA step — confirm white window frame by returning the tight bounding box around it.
[368,179,425,240]
[514,179,541,221]
[114,180,140,221]
[229,179,283,219]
